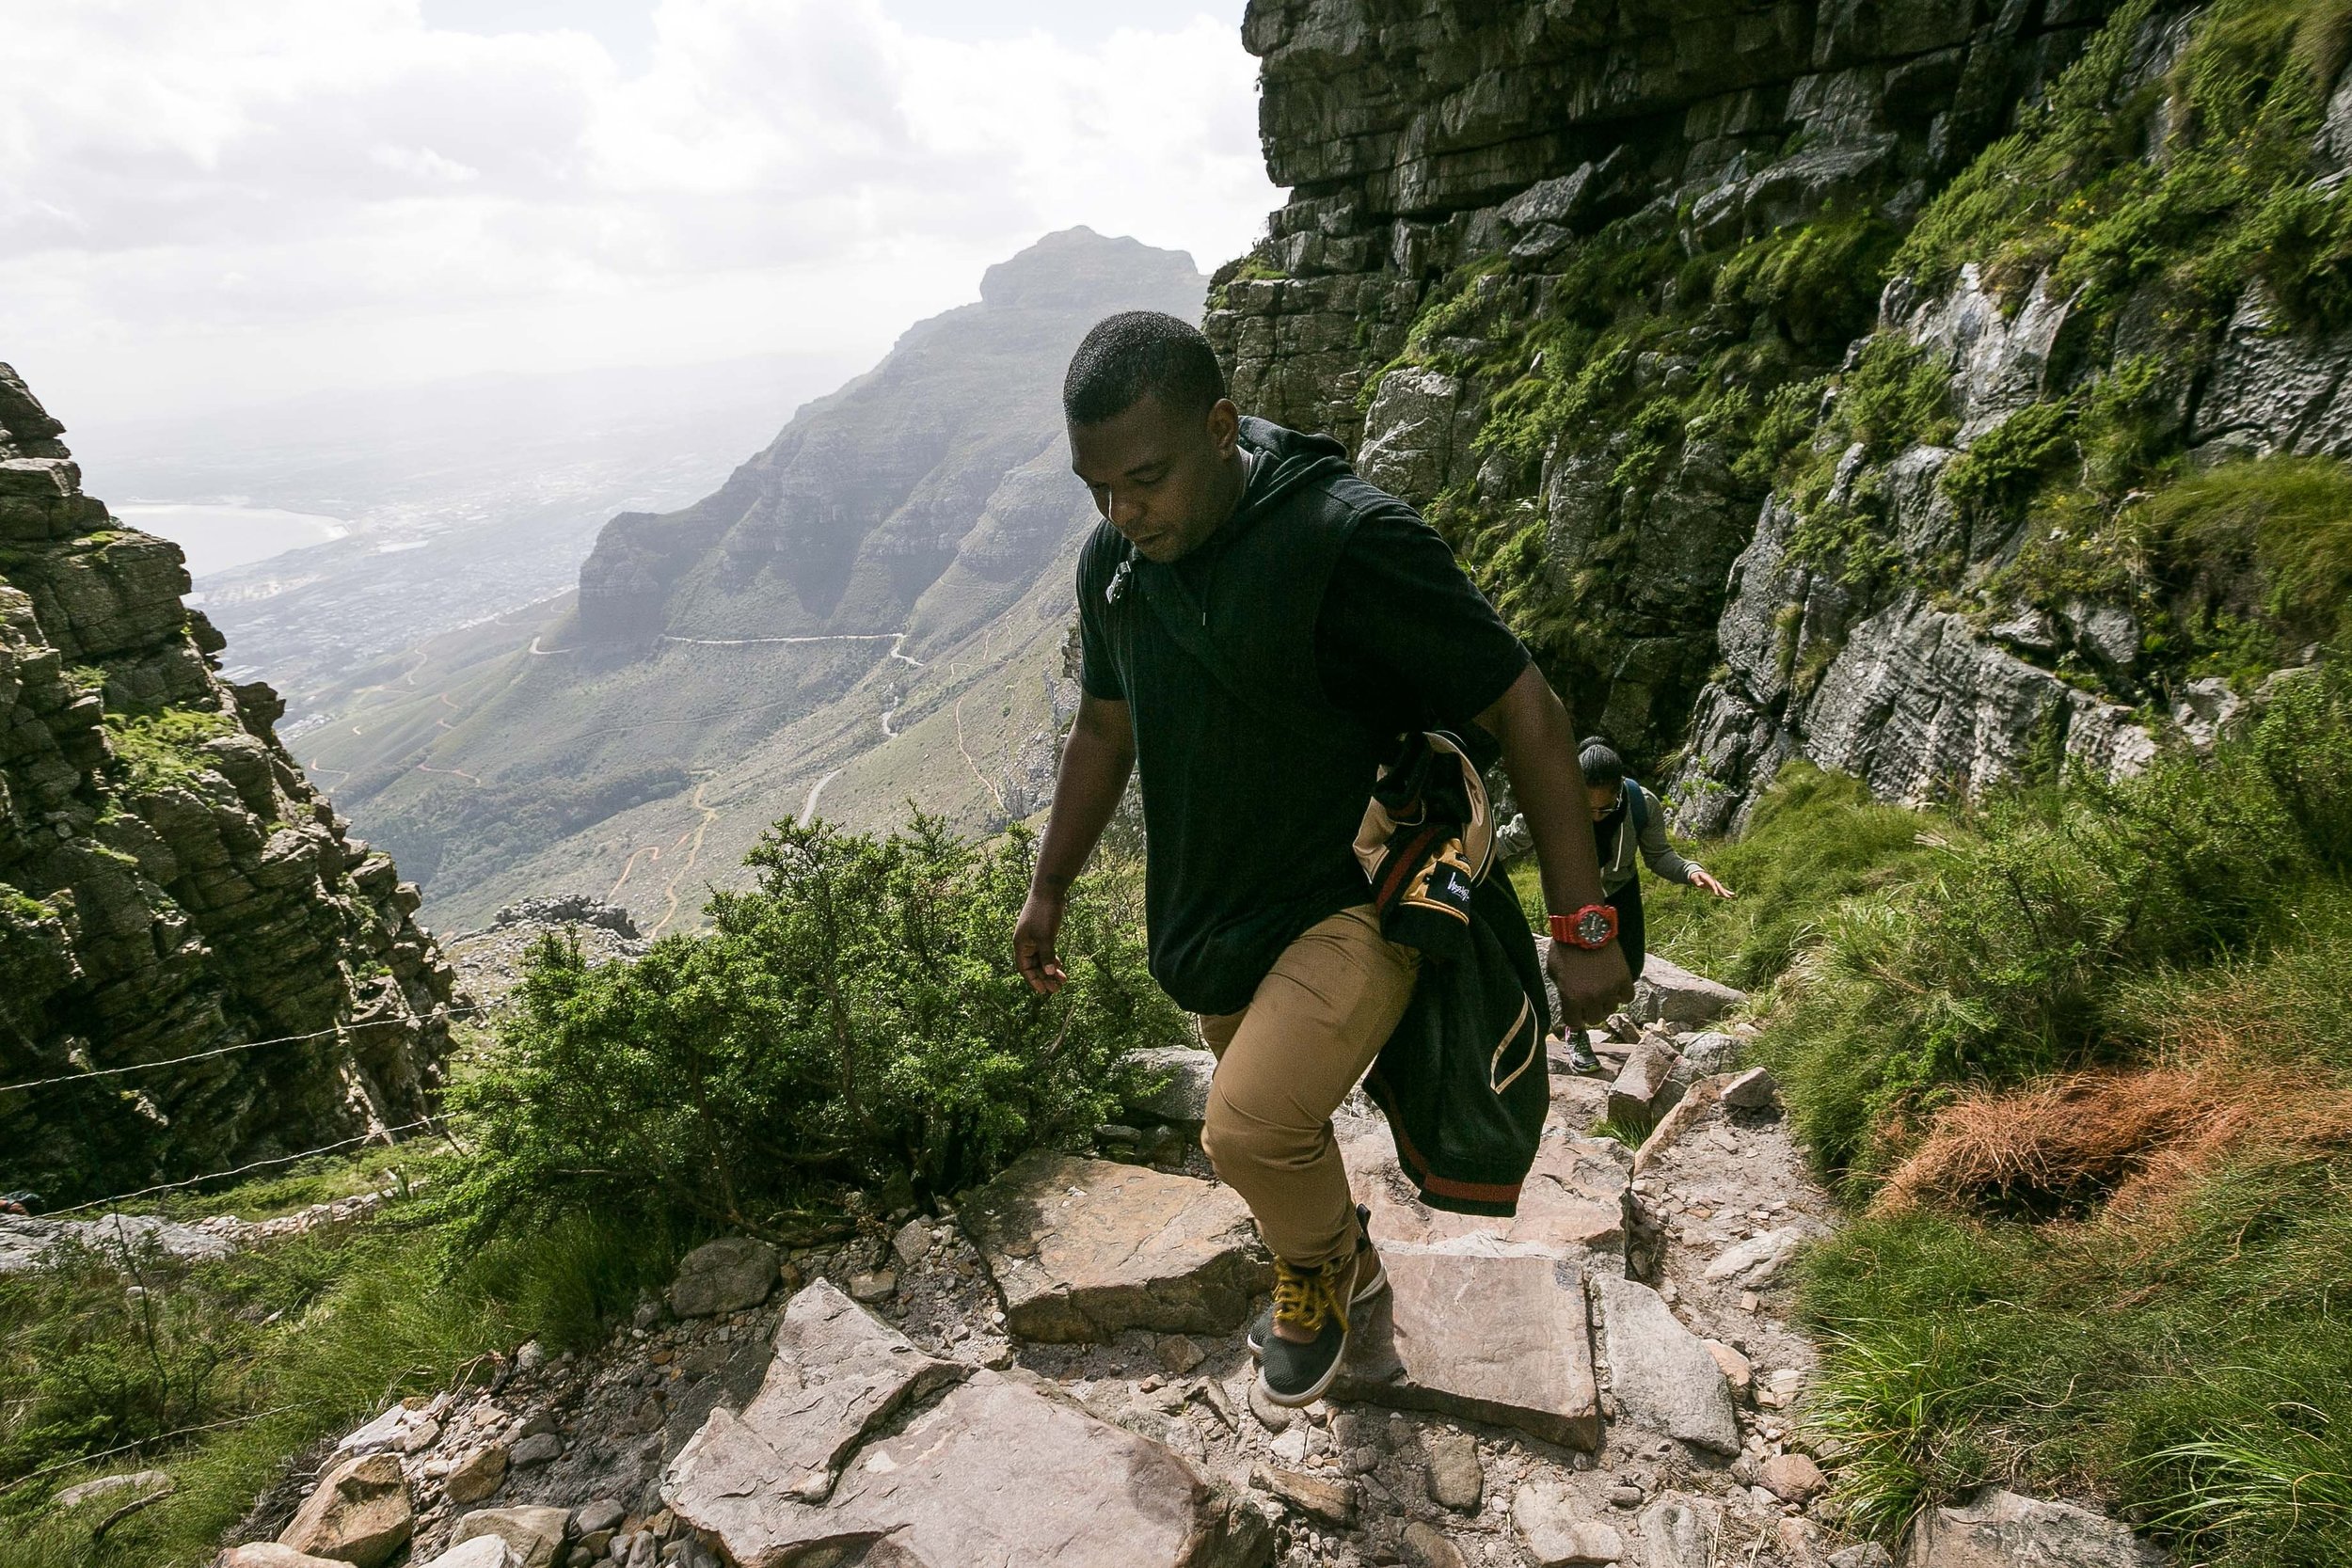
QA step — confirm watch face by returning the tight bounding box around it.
[1576,908,1613,946]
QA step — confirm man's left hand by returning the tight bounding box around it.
[1689,869,1735,900]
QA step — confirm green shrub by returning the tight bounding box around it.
[440,813,1182,1243]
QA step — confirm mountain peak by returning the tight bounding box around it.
[978,227,1201,312]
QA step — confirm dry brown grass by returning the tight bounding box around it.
[1877,1063,2352,1221]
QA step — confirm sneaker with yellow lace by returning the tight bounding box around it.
[1248,1203,1385,1360]
[1256,1251,1361,1406]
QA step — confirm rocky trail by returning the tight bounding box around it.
[132,962,2152,1568]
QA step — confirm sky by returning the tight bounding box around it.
[0,0,1278,426]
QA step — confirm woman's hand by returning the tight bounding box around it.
[1689,868,1736,900]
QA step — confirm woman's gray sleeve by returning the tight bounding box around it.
[1636,784,1696,883]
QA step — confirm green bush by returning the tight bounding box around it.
[441,813,1182,1243]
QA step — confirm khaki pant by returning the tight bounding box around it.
[1197,905,1420,1270]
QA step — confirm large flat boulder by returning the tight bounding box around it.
[665,1278,964,1521]
[673,1363,1271,1567]
[1342,1109,1628,1260]
[1630,958,1746,1028]
[1904,1488,2165,1567]
[1594,1277,1740,1455]
[961,1151,1270,1340]
[1333,1246,1602,1449]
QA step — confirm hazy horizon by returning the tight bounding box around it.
[0,0,1277,429]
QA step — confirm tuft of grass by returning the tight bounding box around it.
[1644,763,1944,991]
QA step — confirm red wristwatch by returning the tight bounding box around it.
[1549,905,1619,950]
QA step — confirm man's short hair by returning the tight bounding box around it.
[1063,311,1227,425]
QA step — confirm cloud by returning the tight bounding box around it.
[0,0,1275,422]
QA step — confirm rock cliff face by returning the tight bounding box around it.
[1211,0,2346,823]
[577,227,1204,646]
[0,365,453,1206]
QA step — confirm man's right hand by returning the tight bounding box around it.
[1547,937,1634,1030]
[1013,887,1070,995]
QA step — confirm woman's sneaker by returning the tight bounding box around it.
[1257,1252,1359,1407]
[1565,1028,1602,1075]
[1248,1205,1386,1359]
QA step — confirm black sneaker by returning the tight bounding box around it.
[1249,1204,1385,1359]
[1257,1252,1358,1407]
[1565,1029,1601,1075]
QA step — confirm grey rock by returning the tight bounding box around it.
[676,1360,1269,1566]
[1829,1545,1896,1568]
[960,1151,1270,1340]
[1678,1033,1742,1077]
[508,1432,563,1468]
[52,1469,172,1512]
[1253,1463,1357,1526]
[1121,1045,1218,1123]
[1595,1278,1740,1456]
[570,1499,625,1536]
[1631,958,1747,1029]
[1702,1223,1822,1287]
[665,1236,778,1319]
[1722,1068,1778,1111]
[1638,1494,1721,1568]
[892,1216,935,1268]
[1358,368,1464,502]
[848,1268,898,1302]
[1402,1520,1470,1568]
[2172,675,2243,751]
[415,1540,520,1568]
[1903,1487,2164,1567]
[450,1507,571,1568]
[0,1212,237,1276]
[1424,1429,1483,1510]
[1610,1036,1686,1125]
[666,1279,963,1515]
[1515,1478,1625,1563]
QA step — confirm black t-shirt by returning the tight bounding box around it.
[1078,472,1527,738]
[1071,418,1530,1013]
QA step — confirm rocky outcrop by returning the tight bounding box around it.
[1211,0,2344,819]
[0,363,453,1207]
[1208,0,2126,764]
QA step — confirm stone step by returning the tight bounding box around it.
[961,1150,1271,1341]
[1341,1108,1629,1260]
[1332,1246,1601,1450]
[666,1279,1271,1567]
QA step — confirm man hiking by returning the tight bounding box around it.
[1012,311,1632,1407]
[1559,736,1737,1074]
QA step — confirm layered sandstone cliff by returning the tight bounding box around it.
[0,365,453,1206]
[1211,0,2344,824]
